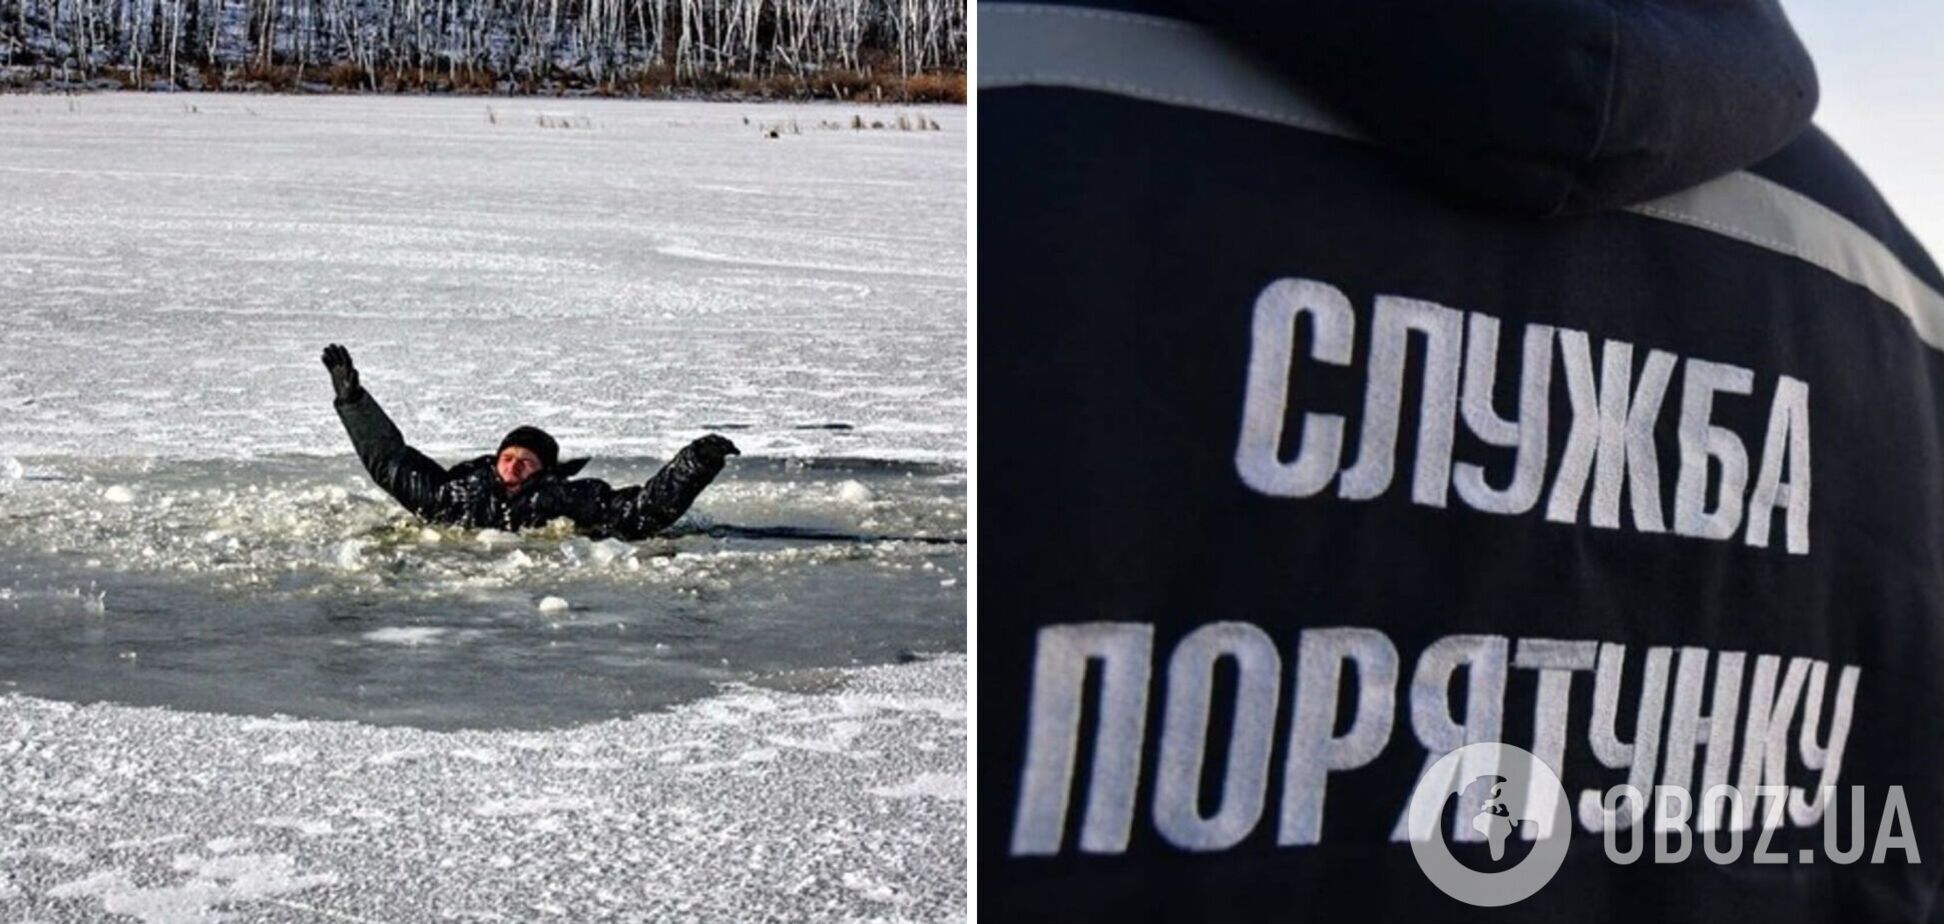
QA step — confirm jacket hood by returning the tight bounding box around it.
[1159,0,1819,215]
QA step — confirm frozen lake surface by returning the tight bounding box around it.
[0,91,965,719]
[0,93,964,462]
[0,94,964,920]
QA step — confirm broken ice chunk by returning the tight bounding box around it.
[588,538,635,566]
[836,480,875,505]
[332,539,366,570]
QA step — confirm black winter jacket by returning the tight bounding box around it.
[984,1,1944,921]
[335,392,726,540]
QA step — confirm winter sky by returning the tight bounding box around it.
[1783,0,1944,259]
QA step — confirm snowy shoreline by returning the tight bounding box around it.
[0,655,967,922]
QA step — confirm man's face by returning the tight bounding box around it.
[496,446,544,493]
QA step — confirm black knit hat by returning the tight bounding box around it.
[498,426,560,469]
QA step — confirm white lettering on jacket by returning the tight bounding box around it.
[1236,278,1813,554]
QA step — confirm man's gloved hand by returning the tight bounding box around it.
[321,343,363,404]
[688,434,741,467]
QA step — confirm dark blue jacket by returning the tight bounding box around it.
[982,1,1944,920]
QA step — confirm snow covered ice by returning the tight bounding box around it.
[0,93,964,462]
[0,93,965,920]
[0,657,966,923]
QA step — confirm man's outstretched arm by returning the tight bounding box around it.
[324,344,449,516]
[601,434,740,539]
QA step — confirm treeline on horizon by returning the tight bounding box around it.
[0,0,965,100]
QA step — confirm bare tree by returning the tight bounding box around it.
[5,0,964,93]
